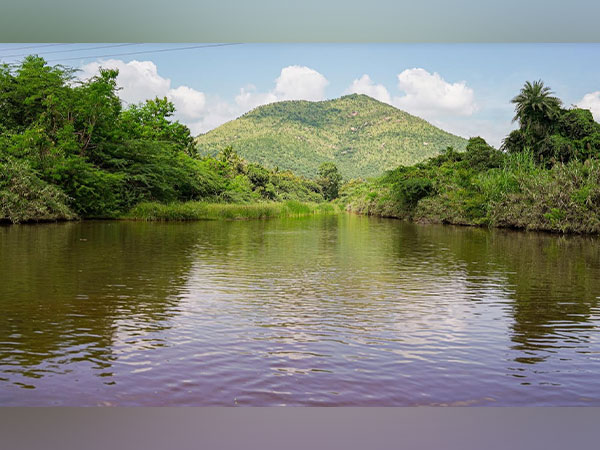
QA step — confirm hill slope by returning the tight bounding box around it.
[195,94,468,179]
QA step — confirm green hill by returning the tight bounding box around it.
[195,94,468,179]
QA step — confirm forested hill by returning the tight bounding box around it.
[195,94,468,179]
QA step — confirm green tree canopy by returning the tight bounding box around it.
[503,80,600,165]
[511,80,562,131]
[317,162,342,200]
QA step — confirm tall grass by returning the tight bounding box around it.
[124,200,338,221]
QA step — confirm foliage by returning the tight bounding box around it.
[0,57,327,223]
[502,80,600,165]
[317,162,342,200]
[342,134,600,234]
[195,93,468,179]
[120,97,195,156]
[6,59,600,237]
[510,80,562,131]
[0,158,75,223]
[395,177,434,207]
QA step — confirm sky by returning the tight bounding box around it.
[1,43,599,148]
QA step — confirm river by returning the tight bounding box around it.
[1,215,599,405]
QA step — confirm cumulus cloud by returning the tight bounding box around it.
[577,91,600,121]
[167,86,206,121]
[393,68,477,118]
[273,65,329,101]
[346,74,391,104]
[79,59,207,124]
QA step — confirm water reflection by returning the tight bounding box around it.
[1,216,599,405]
[408,225,600,362]
[0,222,198,391]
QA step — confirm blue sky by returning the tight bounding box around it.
[1,43,599,147]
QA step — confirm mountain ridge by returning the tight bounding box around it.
[195,94,468,179]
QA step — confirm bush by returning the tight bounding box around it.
[0,158,76,223]
[396,177,434,207]
[48,155,124,217]
[246,163,271,188]
[462,137,505,171]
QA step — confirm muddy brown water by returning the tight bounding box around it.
[1,215,599,405]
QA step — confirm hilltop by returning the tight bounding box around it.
[195,94,468,179]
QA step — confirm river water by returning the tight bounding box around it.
[1,215,599,405]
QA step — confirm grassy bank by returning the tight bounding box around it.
[124,200,338,221]
[340,141,600,234]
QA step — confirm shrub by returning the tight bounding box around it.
[396,177,434,207]
[0,158,75,223]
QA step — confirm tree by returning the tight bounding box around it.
[461,137,504,171]
[511,80,562,131]
[503,80,563,164]
[317,162,342,200]
[119,97,194,155]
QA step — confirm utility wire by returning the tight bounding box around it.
[46,43,243,62]
[0,43,74,52]
[0,43,143,59]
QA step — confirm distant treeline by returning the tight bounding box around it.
[0,57,340,223]
[342,81,600,234]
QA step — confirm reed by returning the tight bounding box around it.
[124,200,338,221]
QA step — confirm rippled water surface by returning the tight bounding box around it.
[1,215,600,405]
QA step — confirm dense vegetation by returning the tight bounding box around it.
[0,57,327,223]
[4,57,600,235]
[195,94,468,179]
[342,81,600,234]
[503,80,600,165]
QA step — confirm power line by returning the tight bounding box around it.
[0,43,75,52]
[0,43,143,59]
[46,43,243,62]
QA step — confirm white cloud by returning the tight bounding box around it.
[234,84,278,111]
[79,59,207,124]
[186,98,240,135]
[80,59,170,105]
[273,65,329,101]
[577,91,600,121]
[393,68,477,118]
[346,74,391,104]
[343,69,477,121]
[343,70,492,144]
[167,86,206,121]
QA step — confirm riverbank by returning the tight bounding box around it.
[340,144,600,235]
[1,200,338,224]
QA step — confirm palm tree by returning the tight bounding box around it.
[511,80,562,130]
